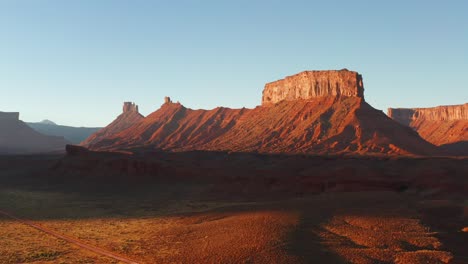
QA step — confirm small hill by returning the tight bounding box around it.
[388,104,468,155]
[84,70,440,156]
[0,112,69,154]
[81,102,144,147]
[39,119,57,125]
[27,121,101,144]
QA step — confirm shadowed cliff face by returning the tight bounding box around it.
[0,112,69,154]
[388,104,468,152]
[262,69,364,106]
[0,112,20,120]
[26,122,101,144]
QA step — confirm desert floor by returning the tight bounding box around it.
[0,155,466,264]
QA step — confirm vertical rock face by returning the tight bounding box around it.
[262,69,364,106]
[388,104,468,125]
[0,112,19,120]
[123,102,139,113]
[388,104,468,152]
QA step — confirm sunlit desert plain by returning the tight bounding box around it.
[1,152,467,264]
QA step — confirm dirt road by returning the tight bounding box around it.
[0,209,140,264]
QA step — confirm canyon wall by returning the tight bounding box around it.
[388,104,468,126]
[262,69,364,106]
[0,111,19,120]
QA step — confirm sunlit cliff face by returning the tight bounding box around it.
[262,69,364,106]
[388,103,468,124]
[387,104,468,147]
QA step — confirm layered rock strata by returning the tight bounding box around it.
[388,104,468,126]
[388,104,467,153]
[262,69,364,106]
[83,69,441,156]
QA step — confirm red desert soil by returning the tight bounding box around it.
[1,151,467,263]
[0,209,139,264]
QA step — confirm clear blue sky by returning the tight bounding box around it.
[0,1,467,127]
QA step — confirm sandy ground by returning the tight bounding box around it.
[0,154,466,263]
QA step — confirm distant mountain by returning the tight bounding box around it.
[0,112,69,154]
[38,119,57,125]
[81,102,144,147]
[27,121,101,144]
[82,70,440,156]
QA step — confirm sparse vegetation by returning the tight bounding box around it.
[0,155,466,263]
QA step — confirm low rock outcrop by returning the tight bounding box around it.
[65,144,89,156]
[262,69,364,106]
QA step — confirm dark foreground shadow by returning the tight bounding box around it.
[440,140,468,156]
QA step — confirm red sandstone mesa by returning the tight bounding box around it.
[388,104,467,154]
[262,69,364,105]
[82,70,441,156]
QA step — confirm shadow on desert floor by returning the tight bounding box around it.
[1,179,462,263]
